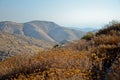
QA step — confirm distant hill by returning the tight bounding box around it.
[0,20,85,61]
[0,21,85,43]
[0,21,84,42]
[69,27,99,32]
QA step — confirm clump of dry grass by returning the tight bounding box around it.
[89,22,120,80]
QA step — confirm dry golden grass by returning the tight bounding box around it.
[0,48,92,80]
[0,22,120,80]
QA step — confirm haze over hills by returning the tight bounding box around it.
[0,21,85,43]
[69,27,99,32]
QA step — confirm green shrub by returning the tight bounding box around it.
[82,32,95,40]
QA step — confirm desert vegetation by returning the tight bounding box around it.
[0,21,120,80]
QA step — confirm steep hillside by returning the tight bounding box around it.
[0,22,119,80]
[0,21,85,43]
[0,32,54,61]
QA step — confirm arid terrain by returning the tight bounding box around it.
[0,21,120,80]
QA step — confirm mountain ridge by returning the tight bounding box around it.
[0,20,85,43]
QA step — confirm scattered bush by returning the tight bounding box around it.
[82,32,95,40]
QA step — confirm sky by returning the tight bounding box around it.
[0,0,120,28]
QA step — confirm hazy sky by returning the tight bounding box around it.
[0,0,120,28]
